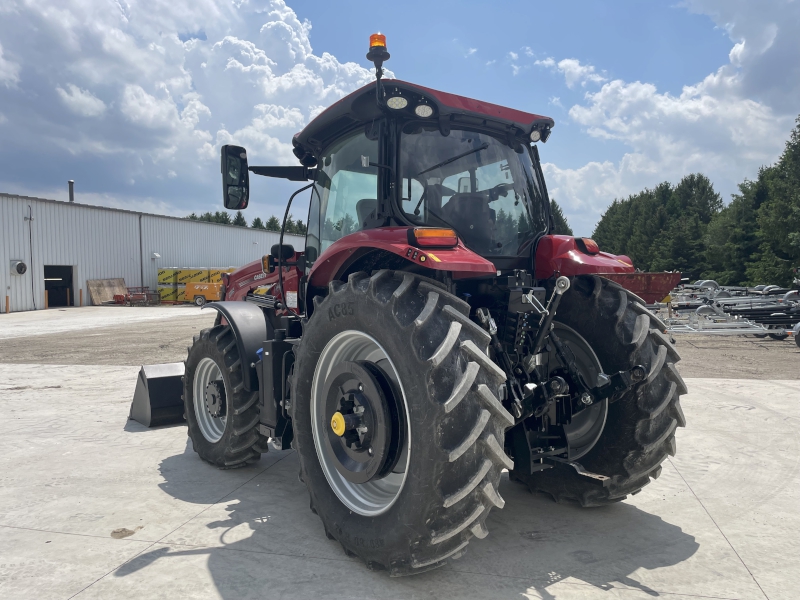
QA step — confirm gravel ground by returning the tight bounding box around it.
[672,333,798,379]
[0,306,796,379]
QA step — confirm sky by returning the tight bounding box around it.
[0,0,798,236]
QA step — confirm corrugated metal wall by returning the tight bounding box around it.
[0,194,305,313]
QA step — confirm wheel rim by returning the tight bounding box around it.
[193,357,227,442]
[550,323,608,461]
[311,330,411,516]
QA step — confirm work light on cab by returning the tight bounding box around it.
[408,227,459,248]
[414,104,434,118]
[387,96,408,110]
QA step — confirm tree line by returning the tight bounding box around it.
[592,115,800,286]
[186,211,308,235]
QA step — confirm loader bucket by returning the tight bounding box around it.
[129,363,186,427]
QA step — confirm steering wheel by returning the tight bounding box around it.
[487,183,514,201]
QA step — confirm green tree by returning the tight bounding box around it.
[265,216,281,231]
[592,175,720,275]
[232,211,248,227]
[746,116,800,286]
[549,199,573,235]
[251,217,266,229]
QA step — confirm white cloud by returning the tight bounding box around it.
[508,51,519,61]
[540,1,799,235]
[549,96,563,108]
[466,48,477,57]
[0,42,20,87]
[536,57,605,89]
[56,83,107,117]
[0,0,377,217]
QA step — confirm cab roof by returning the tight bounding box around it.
[292,79,554,160]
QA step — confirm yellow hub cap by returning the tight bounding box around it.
[330,412,346,437]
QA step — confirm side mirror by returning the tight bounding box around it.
[270,244,295,261]
[221,145,250,210]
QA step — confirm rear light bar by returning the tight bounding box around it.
[576,237,600,255]
[408,227,459,248]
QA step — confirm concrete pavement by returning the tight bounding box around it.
[0,362,797,599]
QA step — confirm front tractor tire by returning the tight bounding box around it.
[183,325,266,469]
[291,271,514,575]
[512,275,688,506]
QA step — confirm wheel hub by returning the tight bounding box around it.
[205,380,226,418]
[321,360,402,484]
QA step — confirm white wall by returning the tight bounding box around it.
[0,194,304,313]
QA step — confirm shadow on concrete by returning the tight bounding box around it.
[114,445,699,599]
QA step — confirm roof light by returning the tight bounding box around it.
[414,104,434,118]
[387,96,408,110]
[370,33,386,48]
[408,227,458,248]
[530,130,541,142]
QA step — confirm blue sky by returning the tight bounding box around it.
[1,0,798,235]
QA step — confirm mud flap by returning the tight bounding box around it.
[129,363,186,427]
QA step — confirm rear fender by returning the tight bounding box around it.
[308,227,496,287]
[202,301,267,392]
[535,235,634,279]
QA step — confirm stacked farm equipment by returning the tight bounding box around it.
[666,280,799,338]
[157,267,234,305]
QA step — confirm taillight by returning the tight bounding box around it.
[408,227,458,248]
[577,237,600,254]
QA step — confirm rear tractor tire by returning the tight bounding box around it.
[511,275,687,506]
[183,325,267,468]
[291,271,513,575]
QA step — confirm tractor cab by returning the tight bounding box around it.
[292,75,555,272]
[222,34,555,275]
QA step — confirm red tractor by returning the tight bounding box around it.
[183,34,686,575]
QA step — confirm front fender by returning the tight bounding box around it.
[202,301,267,392]
[308,227,496,287]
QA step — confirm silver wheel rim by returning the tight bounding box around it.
[311,330,411,516]
[193,357,227,442]
[552,323,609,461]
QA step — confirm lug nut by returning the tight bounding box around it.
[580,393,593,406]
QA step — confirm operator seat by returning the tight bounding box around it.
[356,199,377,228]
[439,193,495,253]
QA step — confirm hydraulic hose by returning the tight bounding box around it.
[278,182,314,309]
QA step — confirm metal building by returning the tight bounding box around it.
[0,193,305,313]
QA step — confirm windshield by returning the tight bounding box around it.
[309,129,379,256]
[399,126,548,256]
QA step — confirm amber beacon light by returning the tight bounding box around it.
[369,33,386,48]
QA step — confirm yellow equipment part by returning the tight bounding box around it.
[157,286,178,302]
[185,282,224,303]
[176,268,207,284]
[330,412,346,437]
[157,268,177,285]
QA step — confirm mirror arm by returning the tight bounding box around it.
[249,166,317,181]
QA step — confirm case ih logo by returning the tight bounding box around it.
[238,272,266,288]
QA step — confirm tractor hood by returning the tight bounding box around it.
[291,79,555,164]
